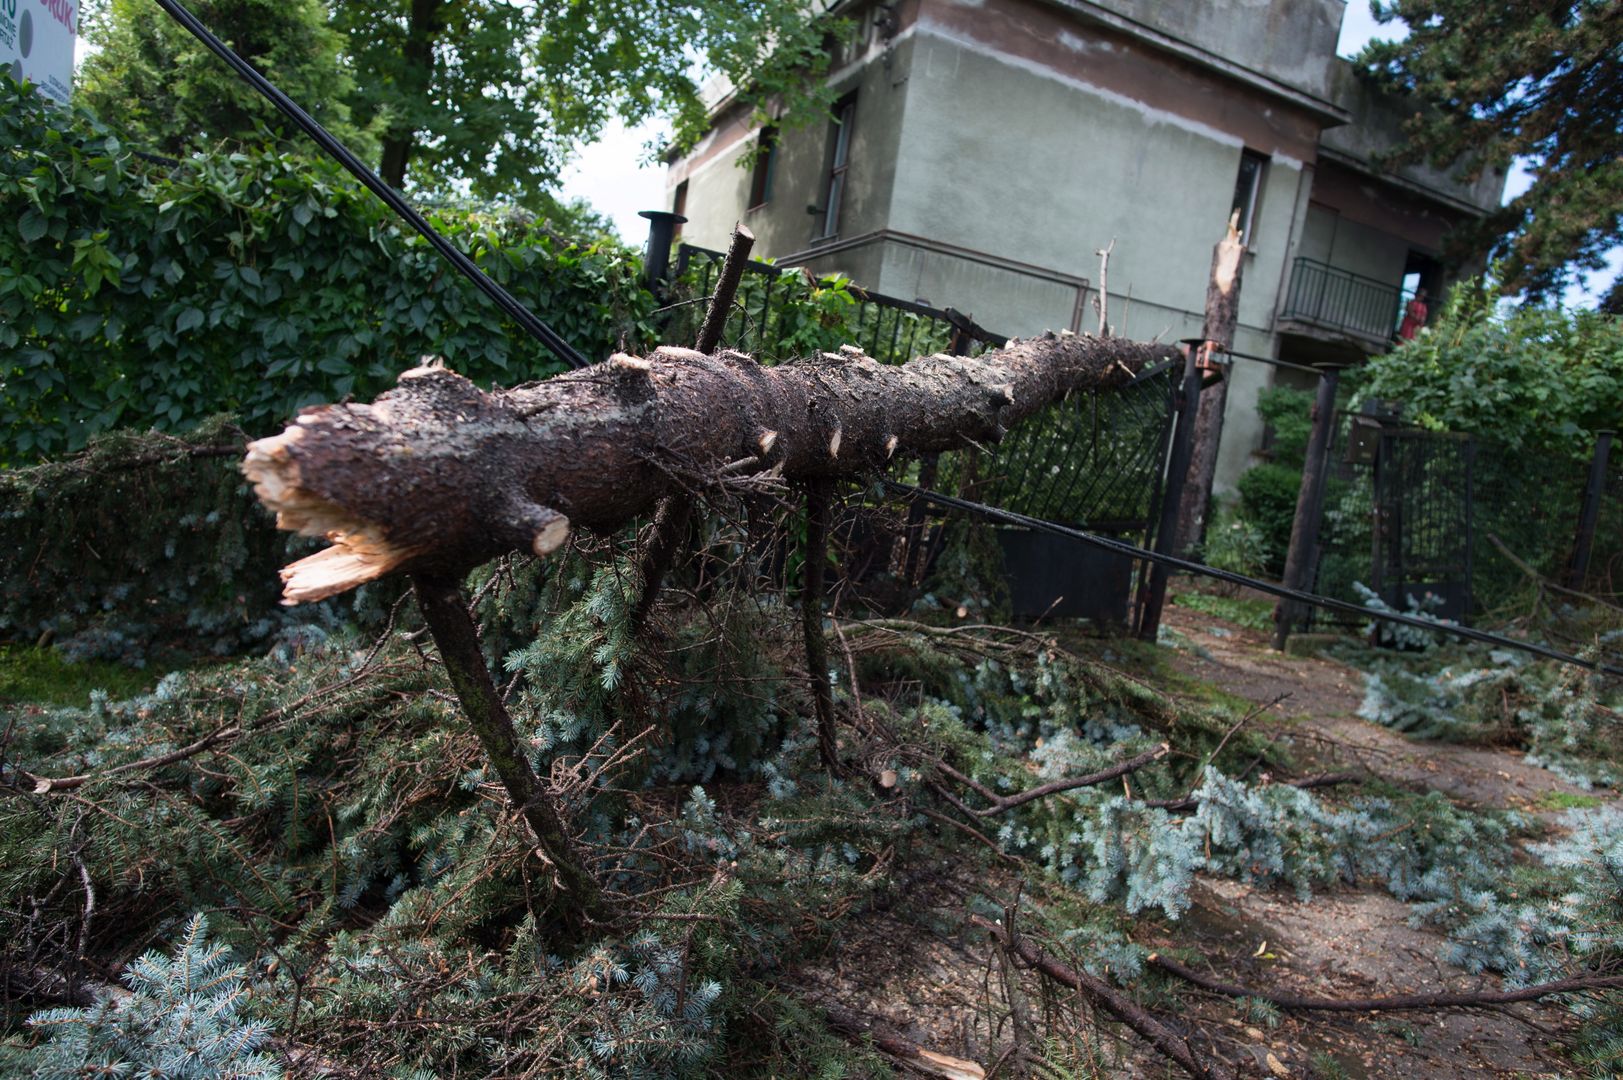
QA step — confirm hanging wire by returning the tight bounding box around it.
[884,480,1623,678]
[151,0,591,370]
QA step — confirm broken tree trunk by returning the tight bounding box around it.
[243,333,1176,603]
[1174,214,1246,555]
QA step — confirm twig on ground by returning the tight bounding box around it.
[973,915,1235,1080]
[1149,952,1623,1012]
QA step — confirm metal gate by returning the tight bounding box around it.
[1369,427,1475,621]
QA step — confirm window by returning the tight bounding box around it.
[819,96,856,239]
[747,126,778,210]
[1229,149,1267,246]
[672,180,688,239]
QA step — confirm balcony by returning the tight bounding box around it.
[1278,257,1404,344]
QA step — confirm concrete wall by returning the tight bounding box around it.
[1323,61,1506,215]
[666,8,914,257]
[1072,0,1346,104]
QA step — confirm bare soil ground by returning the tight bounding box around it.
[799,592,1610,1078]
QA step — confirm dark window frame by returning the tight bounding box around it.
[819,95,857,239]
[747,126,778,211]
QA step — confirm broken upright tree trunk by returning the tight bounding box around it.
[1174,214,1246,555]
[632,223,755,628]
[243,333,1176,603]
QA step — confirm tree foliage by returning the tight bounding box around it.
[28,915,279,1079]
[72,0,843,208]
[1359,0,1623,300]
[76,0,374,160]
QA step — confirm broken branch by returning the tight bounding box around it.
[1149,953,1623,1012]
[973,915,1235,1080]
[937,743,1170,816]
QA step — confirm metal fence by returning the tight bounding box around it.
[666,243,1002,364]
[977,360,1179,531]
[1279,257,1405,342]
[1309,414,1616,625]
[655,238,1179,623]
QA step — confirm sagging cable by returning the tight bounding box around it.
[885,480,1623,678]
[151,0,591,370]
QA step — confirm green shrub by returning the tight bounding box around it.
[1353,277,1623,460]
[1235,461,1299,574]
[1201,504,1274,579]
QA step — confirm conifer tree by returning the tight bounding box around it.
[1359,0,1623,300]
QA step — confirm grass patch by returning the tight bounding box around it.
[1172,591,1275,632]
[0,646,158,707]
[1534,790,1604,812]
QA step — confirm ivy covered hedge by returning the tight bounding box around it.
[1,82,656,462]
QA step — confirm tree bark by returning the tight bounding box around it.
[378,0,442,188]
[244,334,1175,604]
[1174,216,1246,554]
[413,574,603,927]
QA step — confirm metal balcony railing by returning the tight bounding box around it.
[1279,257,1404,342]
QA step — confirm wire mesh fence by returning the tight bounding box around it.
[1311,415,1614,626]
[665,244,999,364]
[659,244,1178,619]
[975,362,1178,531]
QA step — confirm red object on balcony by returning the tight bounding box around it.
[1398,290,1429,341]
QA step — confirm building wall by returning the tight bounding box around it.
[662,0,1504,497]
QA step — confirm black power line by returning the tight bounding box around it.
[151,0,591,371]
[885,480,1623,678]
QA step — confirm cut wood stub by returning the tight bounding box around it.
[244,336,1176,604]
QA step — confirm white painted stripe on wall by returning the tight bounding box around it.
[913,16,1248,151]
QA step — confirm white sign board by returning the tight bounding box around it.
[1,0,77,104]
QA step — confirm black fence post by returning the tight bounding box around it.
[638,209,687,299]
[1568,429,1615,590]
[1272,364,1342,650]
[1136,341,1204,641]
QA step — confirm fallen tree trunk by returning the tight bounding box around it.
[243,333,1174,603]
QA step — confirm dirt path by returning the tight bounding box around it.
[1151,595,1609,1078]
[1160,600,1598,811]
[800,600,1601,1078]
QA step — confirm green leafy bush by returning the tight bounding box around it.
[1231,385,1314,575]
[1,82,655,462]
[1354,278,1623,459]
[1201,504,1274,579]
[1233,463,1298,573]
